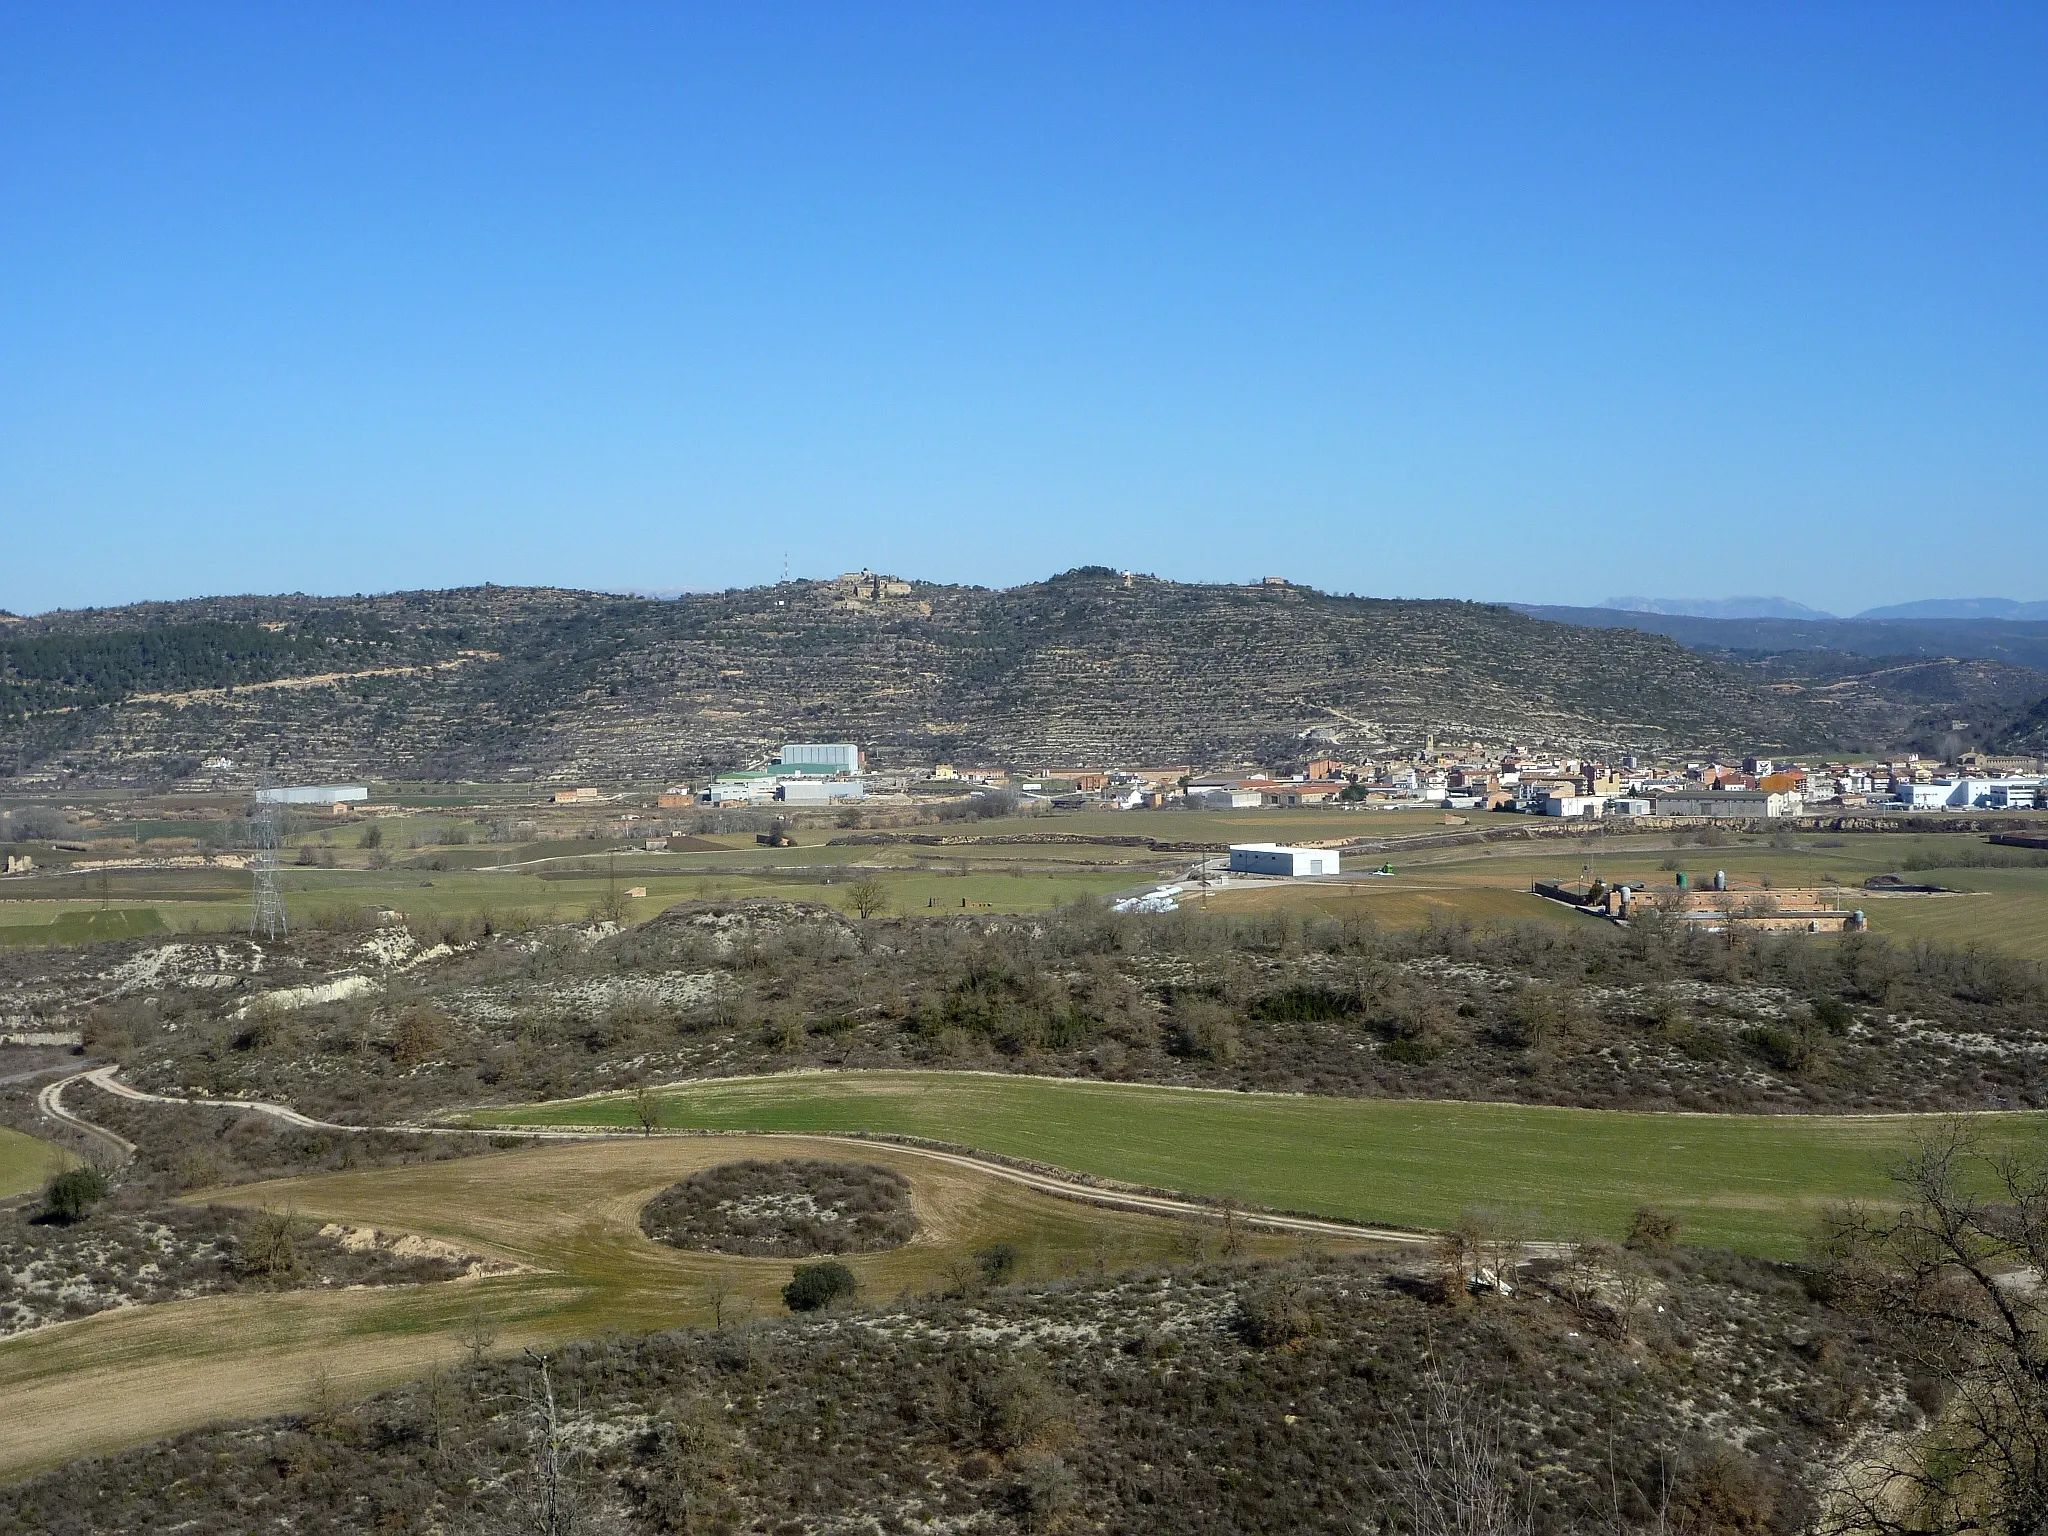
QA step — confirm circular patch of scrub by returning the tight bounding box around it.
[639,1158,919,1257]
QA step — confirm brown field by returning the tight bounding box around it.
[0,1133,1326,1479]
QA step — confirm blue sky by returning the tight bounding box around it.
[3,4,2044,616]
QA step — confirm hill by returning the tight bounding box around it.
[3,570,1853,786]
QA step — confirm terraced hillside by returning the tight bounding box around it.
[4,570,1826,786]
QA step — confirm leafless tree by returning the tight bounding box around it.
[847,876,889,920]
[631,1083,663,1136]
[521,1350,580,1536]
[420,1364,455,1466]
[459,1307,500,1373]
[1813,1120,2048,1535]
[1392,1354,1533,1536]
[704,1271,738,1330]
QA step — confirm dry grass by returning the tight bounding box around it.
[0,1133,1316,1479]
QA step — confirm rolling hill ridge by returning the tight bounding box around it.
[0,570,1946,785]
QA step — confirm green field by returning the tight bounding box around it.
[464,1071,2048,1258]
[0,907,167,948]
[0,1127,75,1200]
[0,863,1140,940]
[7,816,2047,952]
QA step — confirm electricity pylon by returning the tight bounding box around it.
[249,786,289,940]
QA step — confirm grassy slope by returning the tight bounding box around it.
[0,1127,74,1200]
[468,1072,2048,1259]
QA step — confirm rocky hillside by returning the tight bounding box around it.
[41,899,2048,1122]
[0,1244,1906,1535]
[4,570,1834,786]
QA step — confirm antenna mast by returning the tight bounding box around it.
[249,782,290,940]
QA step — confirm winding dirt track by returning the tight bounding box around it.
[35,1071,136,1162]
[44,1067,1431,1246]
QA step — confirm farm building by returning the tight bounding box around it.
[1228,843,1341,877]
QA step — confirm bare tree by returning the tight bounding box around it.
[631,1083,663,1137]
[846,876,889,921]
[522,1350,579,1536]
[459,1307,500,1373]
[1393,1354,1533,1536]
[1813,1121,2048,1535]
[704,1271,739,1330]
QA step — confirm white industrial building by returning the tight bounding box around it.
[706,744,867,805]
[777,778,866,804]
[253,785,368,806]
[1541,793,1607,818]
[1652,789,1800,819]
[1898,776,2045,810]
[778,743,862,775]
[1192,789,1264,809]
[1228,843,1341,877]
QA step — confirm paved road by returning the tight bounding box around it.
[46,1067,1434,1247]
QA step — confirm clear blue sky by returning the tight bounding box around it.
[3,4,2044,616]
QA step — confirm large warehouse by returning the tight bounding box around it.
[1228,843,1341,877]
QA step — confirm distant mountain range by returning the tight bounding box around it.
[1513,604,2048,671]
[1597,596,2048,622]
[1854,598,2048,621]
[1603,596,1837,621]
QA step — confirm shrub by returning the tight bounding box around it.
[1808,996,1856,1035]
[783,1260,858,1312]
[1626,1206,1682,1253]
[1254,986,1358,1022]
[975,1243,1021,1286]
[1740,1024,1814,1074]
[236,1208,309,1283]
[1171,997,1239,1063]
[1671,1027,1726,1062]
[1234,1271,1317,1346]
[42,1166,109,1224]
[392,1005,449,1067]
[1383,1038,1443,1065]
